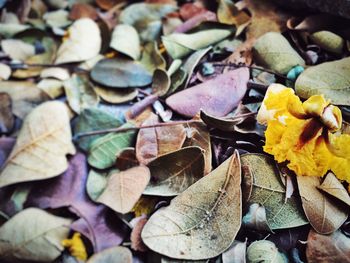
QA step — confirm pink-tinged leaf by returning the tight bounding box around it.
[26,152,127,252]
[0,137,15,169]
[130,216,148,252]
[174,11,217,33]
[166,68,249,118]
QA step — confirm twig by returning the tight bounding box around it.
[212,63,289,80]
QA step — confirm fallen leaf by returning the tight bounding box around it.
[96,0,122,10]
[88,123,136,169]
[183,121,212,174]
[0,101,75,188]
[116,148,139,170]
[224,38,254,66]
[217,0,250,26]
[162,28,233,59]
[174,11,217,34]
[136,113,186,165]
[297,175,348,234]
[152,68,171,96]
[140,41,166,73]
[0,81,49,119]
[69,3,98,21]
[310,30,344,54]
[131,217,148,252]
[222,240,247,263]
[91,58,152,88]
[74,107,122,152]
[295,57,350,105]
[55,18,101,64]
[97,166,150,214]
[244,0,291,40]
[144,146,205,196]
[94,86,138,104]
[0,137,15,169]
[110,24,141,60]
[87,246,132,263]
[1,39,35,61]
[0,23,30,38]
[132,196,159,217]
[241,154,308,229]
[200,110,244,132]
[0,93,14,134]
[306,229,350,263]
[317,172,350,207]
[26,152,128,252]
[241,163,253,204]
[166,68,249,118]
[44,9,71,28]
[37,79,64,99]
[142,151,242,260]
[63,73,100,114]
[119,3,177,42]
[253,32,305,74]
[179,3,206,21]
[0,63,11,80]
[40,67,70,80]
[246,240,288,263]
[87,169,111,201]
[0,208,72,262]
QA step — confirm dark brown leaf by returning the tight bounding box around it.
[0,93,14,134]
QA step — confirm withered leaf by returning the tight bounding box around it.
[130,216,148,252]
[166,68,249,118]
[306,229,350,263]
[94,86,138,104]
[97,166,151,214]
[144,146,205,196]
[0,93,14,134]
[242,203,271,232]
[136,113,186,165]
[297,175,348,234]
[110,24,141,60]
[0,101,75,188]
[222,240,247,263]
[246,240,288,263]
[69,3,98,21]
[87,246,133,263]
[0,208,72,262]
[141,151,242,260]
[317,172,350,207]
[116,148,139,171]
[241,154,308,229]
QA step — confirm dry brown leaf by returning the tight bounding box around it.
[306,229,350,263]
[244,0,291,40]
[115,148,139,171]
[136,113,186,165]
[0,93,14,134]
[131,217,148,252]
[317,172,350,207]
[0,101,75,188]
[224,38,255,66]
[97,166,150,214]
[297,175,348,234]
[69,3,98,20]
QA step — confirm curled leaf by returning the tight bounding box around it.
[110,24,141,60]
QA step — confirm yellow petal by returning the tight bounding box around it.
[302,94,329,117]
[62,232,87,261]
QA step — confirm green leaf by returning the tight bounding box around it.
[144,146,205,196]
[87,169,111,201]
[162,29,232,59]
[310,31,344,54]
[88,123,136,169]
[141,151,242,260]
[91,58,153,88]
[0,208,71,262]
[110,24,141,60]
[74,108,123,151]
[241,154,308,229]
[253,32,305,74]
[63,73,99,114]
[295,57,350,105]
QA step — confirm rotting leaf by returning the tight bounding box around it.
[74,107,123,152]
[0,81,49,119]
[0,208,72,262]
[0,93,14,134]
[110,24,141,60]
[141,151,242,260]
[144,146,205,196]
[166,67,249,118]
[317,172,350,207]
[246,240,288,263]
[88,123,136,169]
[297,175,348,234]
[253,32,305,74]
[87,246,132,263]
[136,113,186,165]
[241,154,308,229]
[295,57,350,105]
[91,58,153,88]
[97,166,150,214]
[55,18,101,64]
[0,101,75,188]
[63,73,99,114]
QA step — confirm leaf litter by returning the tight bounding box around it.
[0,0,350,262]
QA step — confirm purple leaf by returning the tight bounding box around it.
[0,137,15,169]
[166,68,249,118]
[26,152,127,252]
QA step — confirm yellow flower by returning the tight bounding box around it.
[62,232,87,261]
[257,84,350,183]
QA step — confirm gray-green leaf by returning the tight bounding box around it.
[295,57,350,105]
[110,24,141,60]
